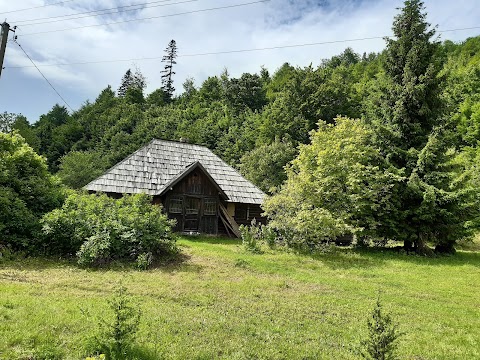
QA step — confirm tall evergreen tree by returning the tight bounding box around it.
[161,39,178,101]
[373,0,475,253]
[118,67,146,97]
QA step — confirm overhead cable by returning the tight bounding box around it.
[14,39,74,111]
[14,0,199,26]
[1,0,75,15]
[6,26,480,70]
[16,0,270,37]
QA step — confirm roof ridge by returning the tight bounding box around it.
[151,138,209,149]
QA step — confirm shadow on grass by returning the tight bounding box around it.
[178,234,239,246]
[290,245,480,270]
[0,250,202,273]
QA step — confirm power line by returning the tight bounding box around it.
[5,26,480,70]
[14,0,199,26]
[1,0,76,15]
[14,39,73,112]
[6,36,385,69]
[17,0,270,37]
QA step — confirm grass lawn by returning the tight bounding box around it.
[0,237,479,359]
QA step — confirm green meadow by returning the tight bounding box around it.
[1,237,479,359]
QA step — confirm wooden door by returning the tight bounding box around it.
[184,196,201,231]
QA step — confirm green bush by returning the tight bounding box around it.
[263,117,401,250]
[0,132,64,251]
[239,219,278,253]
[239,222,262,254]
[41,192,176,266]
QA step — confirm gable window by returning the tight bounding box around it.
[185,197,200,215]
[204,198,217,216]
[169,197,183,214]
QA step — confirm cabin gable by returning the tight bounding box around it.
[158,166,223,234]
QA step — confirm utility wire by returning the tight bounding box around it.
[6,26,480,70]
[1,0,76,15]
[14,39,73,112]
[17,0,269,37]
[14,0,198,26]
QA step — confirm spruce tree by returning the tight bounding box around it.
[118,67,146,97]
[118,69,134,97]
[161,39,178,101]
[374,0,475,253]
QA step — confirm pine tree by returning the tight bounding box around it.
[161,39,178,101]
[373,0,475,253]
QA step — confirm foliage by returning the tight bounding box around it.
[0,132,64,250]
[239,219,278,253]
[361,295,401,360]
[368,0,478,253]
[95,285,141,359]
[85,355,106,360]
[117,67,147,97]
[57,150,108,189]
[224,72,268,113]
[0,112,20,132]
[33,104,82,172]
[41,192,176,266]
[239,139,297,193]
[263,117,401,249]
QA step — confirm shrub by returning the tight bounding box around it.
[0,132,64,251]
[239,219,278,253]
[361,295,401,360]
[239,222,262,254]
[41,192,176,266]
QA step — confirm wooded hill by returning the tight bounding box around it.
[2,36,478,195]
[2,0,480,254]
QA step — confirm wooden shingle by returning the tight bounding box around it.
[85,139,265,205]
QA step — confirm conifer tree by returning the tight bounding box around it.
[118,67,146,97]
[161,39,178,101]
[373,0,475,253]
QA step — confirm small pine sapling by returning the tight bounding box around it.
[361,295,401,360]
[97,285,141,359]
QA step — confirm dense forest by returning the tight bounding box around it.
[2,0,480,256]
[5,37,479,191]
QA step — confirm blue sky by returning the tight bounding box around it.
[0,0,479,122]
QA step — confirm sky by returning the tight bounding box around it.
[0,0,479,122]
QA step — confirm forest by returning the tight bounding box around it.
[2,0,480,258]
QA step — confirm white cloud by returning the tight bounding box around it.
[0,0,479,120]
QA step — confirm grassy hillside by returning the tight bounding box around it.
[1,237,479,359]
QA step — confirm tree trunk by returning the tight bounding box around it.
[414,233,434,256]
[403,239,414,252]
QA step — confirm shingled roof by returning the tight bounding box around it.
[85,139,265,204]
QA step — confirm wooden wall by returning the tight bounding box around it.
[160,169,221,234]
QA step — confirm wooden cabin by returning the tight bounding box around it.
[85,139,266,237]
